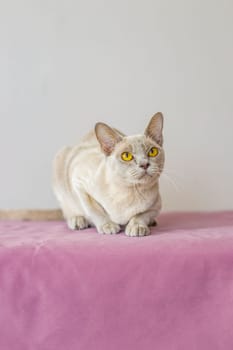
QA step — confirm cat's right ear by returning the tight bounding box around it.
[145,112,164,146]
[95,123,122,155]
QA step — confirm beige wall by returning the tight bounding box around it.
[0,0,232,211]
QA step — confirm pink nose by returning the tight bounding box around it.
[140,162,150,170]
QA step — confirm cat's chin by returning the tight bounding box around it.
[129,173,158,186]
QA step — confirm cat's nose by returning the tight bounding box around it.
[140,162,150,170]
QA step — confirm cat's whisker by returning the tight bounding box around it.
[152,165,183,192]
[160,172,182,192]
[162,169,183,185]
[128,169,142,180]
[162,167,185,181]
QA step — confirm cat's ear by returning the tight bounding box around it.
[144,112,164,146]
[95,123,122,155]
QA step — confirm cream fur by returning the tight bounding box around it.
[52,113,165,236]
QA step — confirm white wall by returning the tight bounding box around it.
[0,0,233,211]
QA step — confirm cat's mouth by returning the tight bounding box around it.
[138,171,153,180]
[137,169,161,182]
[129,169,160,184]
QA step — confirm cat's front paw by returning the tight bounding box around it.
[67,216,89,230]
[97,222,121,235]
[125,223,150,237]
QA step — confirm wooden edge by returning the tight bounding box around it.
[0,209,64,221]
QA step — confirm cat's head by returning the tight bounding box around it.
[95,113,165,186]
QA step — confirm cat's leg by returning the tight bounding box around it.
[59,201,90,230]
[53,147,90,230]
[53,178,90,230]
[75,189,121,234]
[66,214,90,230]
[125,209,158,237]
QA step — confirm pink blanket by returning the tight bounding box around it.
[0,211,233,349]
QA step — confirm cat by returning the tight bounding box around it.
[52,112,165,237]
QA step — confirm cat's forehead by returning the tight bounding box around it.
[118,135,153,152]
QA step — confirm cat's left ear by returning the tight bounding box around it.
[95,122,122,155]
[144,112,164,146]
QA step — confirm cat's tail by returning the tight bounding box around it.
[0,209,64,221]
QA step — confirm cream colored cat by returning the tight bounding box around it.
[53,112,164,237]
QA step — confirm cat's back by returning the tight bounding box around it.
[53,126,125,192]
[53,130,101,176]
[72,130,104,169]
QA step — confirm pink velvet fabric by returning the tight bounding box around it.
[0,211,233,349]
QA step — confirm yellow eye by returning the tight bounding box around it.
[121,152,134,161]
[148,147,158,157]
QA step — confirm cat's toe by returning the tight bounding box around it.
[125,223,150,237]
[67,216,89,230]
[98,222,121,234]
